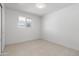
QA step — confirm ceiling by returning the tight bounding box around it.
[5,3,75,16]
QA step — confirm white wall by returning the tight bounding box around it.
[5,8,41,45]
[42,4,79,50]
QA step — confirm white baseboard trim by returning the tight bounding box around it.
[43,39,79,51]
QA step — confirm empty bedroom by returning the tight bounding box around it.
[0,3,79,56]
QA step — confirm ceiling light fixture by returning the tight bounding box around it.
[36,3,46,8]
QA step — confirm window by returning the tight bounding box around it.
[17,16,32,28]
[26,18,32,27]
[18,16,26,26]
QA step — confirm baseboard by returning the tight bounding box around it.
[6,39,40,46]
[43,39,79,51]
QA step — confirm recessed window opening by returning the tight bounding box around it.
[26,18,32,27]
[17,16,32,28]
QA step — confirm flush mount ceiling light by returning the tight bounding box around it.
[36,3,46,8]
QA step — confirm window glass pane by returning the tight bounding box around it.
[17,16,26,28]
[19,16,26,22]
[26,18,32,27]
[17,16,32,28]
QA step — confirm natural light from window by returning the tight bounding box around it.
[17,16,32,28]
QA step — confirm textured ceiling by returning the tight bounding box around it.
[5,3,75,16]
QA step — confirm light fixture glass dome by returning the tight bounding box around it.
[36,3,46,8]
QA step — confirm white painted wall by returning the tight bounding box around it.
[42,4,79,50]
[5,8,41,45]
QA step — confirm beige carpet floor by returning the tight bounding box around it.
[4,39,79,56]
